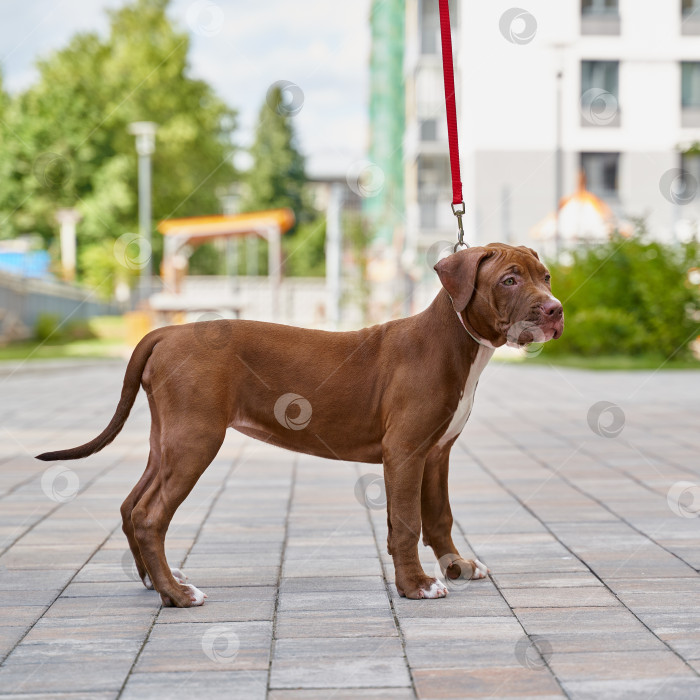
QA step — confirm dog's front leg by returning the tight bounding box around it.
[421,444,489,582]
[382,439,447,599]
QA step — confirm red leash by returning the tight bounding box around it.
[438,0,466,250]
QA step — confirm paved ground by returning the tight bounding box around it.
[0,359,699,699]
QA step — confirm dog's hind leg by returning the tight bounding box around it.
[120,393,160,587]
[119,394,186,588]
[131,420,225,607]
[121,446,159,588]
[120,396,189,589]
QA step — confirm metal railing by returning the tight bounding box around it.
[0,271,125,338]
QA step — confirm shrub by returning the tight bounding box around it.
[34,313,95,343]
[64,319,97,342]
[543,228,700,359]
[34,313,62,342]
[555,308,646,355]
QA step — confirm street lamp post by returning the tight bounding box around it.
[128,121,158,300]
[555,69,563,259]
[55,208,83,282]
[552,43,568,261]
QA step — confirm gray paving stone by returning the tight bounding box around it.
[5,638,144,665]
[0,626,30,660]
[0,567,73,591]
[562,677,700,699]
[275,609,399,638]
[270,657,411,689]
[635,611,700,659]
[273,636,404,659]
[0,605,48,625]
[512,607,670,653]
[1,362,699,698]
[392,590,512,618]
[122,670,268,700]
[282,557,382,578]
[42,594,160,617]
[277,589,390,612]
[279,575,386,593]
[0,658,134,694]
[492,572,604,589]
[412,667,563,698]
[502,586,620,608]
[548,649,694,682]
[157,598,275,623]
[134,620,272,672]
[404,638,529,671]
[60,580,151,597]
[169,565,280,587]
[399,617,524,643]
[268,691,415,700]
[0,694,116,700]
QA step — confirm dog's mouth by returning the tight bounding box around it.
[506,315,564,346]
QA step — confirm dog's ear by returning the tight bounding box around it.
[434,247,493,313]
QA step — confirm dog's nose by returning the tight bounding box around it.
[540,298,563,319]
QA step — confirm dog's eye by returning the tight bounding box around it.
[544,274,551,283]
[503,277,516,286]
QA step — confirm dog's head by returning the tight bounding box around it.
[434,243,564,347]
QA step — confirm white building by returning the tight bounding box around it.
[404,0,700,262]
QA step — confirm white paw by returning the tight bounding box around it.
[143,574,153,590]
[421,579,448,599]
[185,584,207,606]
[472,559,489,579]
[171,567,187,583]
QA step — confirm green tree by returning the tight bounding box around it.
[0,70,8,119]
[0,0,237,292]
[241,86,308,217]
[241,87,326,276]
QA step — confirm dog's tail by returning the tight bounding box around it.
[36,329,163,462]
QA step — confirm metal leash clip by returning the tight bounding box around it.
[451,202,468,252]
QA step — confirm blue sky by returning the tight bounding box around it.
[0,0,372,176]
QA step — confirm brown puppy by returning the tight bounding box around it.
[37,244,563,606]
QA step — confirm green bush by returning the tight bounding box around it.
[34,313,62,342]
[556,308,646,355]
[543,229,700,359]
[64,319,97,342]
[34,313,96,344]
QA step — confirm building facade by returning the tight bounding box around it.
[403,0,700,268]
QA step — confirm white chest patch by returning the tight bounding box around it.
[438,346,494,447]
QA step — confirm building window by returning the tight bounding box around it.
[683,0,700,16]
[420,200,437,228]
[682,62,700,107]
[682,62,700,126]
[420,120,437,141]
[681,153,700,199]
[682,1,700,34]
[420,0,458,54]
[581,0,620,34]
[418,155,451,191]
[581,153,620,199]
[581,61,620,126]
[582,60,619,95]
[418,155,450,230]
[582,0,618,14]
